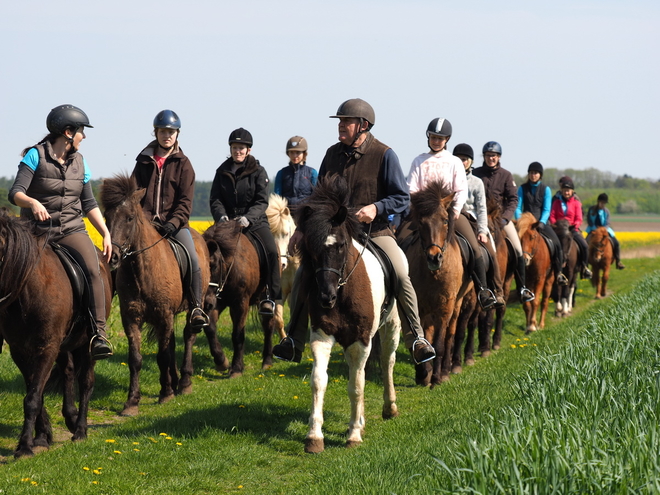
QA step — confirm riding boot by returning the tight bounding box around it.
[189,268,210,333]
[613,237,625,269]
[515,255,535,303]
[90,323,113,360]
[273,268,307,363]
[554,255,569,286]
[487,250,506,308]
[472,257,497,310]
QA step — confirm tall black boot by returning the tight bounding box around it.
[90,322,113,360]
[554,253,569,286]
[472,257,497,310]
[515,256,535,303]
[612,237,625,269]
[189,268,210,333]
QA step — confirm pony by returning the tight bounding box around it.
[265,193,298,340]
[399,182,473,386]
[553,219,579,316]
[101,174,216,416]
[203,220,284,378]
[0,211,113,458]
[588,226,614,299]
[517,212,553,332]
[294,174,399,453]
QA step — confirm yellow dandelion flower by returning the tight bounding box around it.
[303,381,308,385]
[533,343,537,346]
[114,450,122,454]
[121,362,127,366]
[83,467,90,471]
[307,358,314,361]
[21,478,31,482]
[139,472,147,476]
[238,485,244,489]
[92,481,99,485]
[31,481,38,486]
[239,404,245,408]
[293,396,299,400]
[159,433,168,436]
[511,344,517,349]
[93,470,101,475]
[176,442,182,446]
[105,439,115,443]
[279,374,285,377]
[132,442,139,445]
[133,448,140,452]
[523,338,529,341]
[165,437,172,440]
[149,437,158,443]
[516,338,521,341]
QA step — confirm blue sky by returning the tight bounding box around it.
[2,0,658,182]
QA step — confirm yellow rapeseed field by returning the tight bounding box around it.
[84,219,214,249]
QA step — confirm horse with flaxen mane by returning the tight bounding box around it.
[0,210,112,458]
[517,212,553,332]
[203,217,284,377]
[588,226,614,299]
[294,174,399,453]
[553,219,579,316]
[266,193,298,340]
[101,174,216,416]
[399,181,473,386]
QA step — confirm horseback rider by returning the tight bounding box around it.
[274,98,436,365]
[274,136,318,212]
[8,104,114,359]
[453,143,507,308]
[209,128,283,316]
[472,142,535,303]
[131,109,210,331]
[515,162,569,286]
[586,193,625,270]
[406,120,499,311]
[550,176,592,279]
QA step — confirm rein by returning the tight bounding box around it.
[113,233,168,261]
[315,224,371,290]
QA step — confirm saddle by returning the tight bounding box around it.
[539,231,556,258]
[455,231,491,274]
[50,243,93,346]
[243,230,272,299]
[358,234,398,324]
[167,237,193,296]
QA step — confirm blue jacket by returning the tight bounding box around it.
[274,163,318,206]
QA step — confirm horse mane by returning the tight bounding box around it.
[410,181,456,245]
[516,212,537,237]
[590,226,608,242]
[266,193,294,234]
[294,174,361,258]
[0,211,39,307]
[554,219,571,239]
[100,173,139,211]
[203,221,244,258]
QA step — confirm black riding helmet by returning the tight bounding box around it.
[426,118,452,138]
[228,128,253,147]
[452,143,474,160]
[153,109,181,129]
[528,161,544,175]
[46,104,93,136]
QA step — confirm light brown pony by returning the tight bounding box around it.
[399,182,473,386]
[101,174,216,416]
[517,212,554,332]
[265,193,298,340]
[588,227,614,299]
[0,210,113,457]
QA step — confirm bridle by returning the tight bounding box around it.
[314,225,371,290]
[111,220,168,262]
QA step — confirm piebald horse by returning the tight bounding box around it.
[294,175,400,453]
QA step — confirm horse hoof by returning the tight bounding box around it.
[440,374,451,383]
[215,358,230,372]
[33,437,50,448]
[229,371,243,379]
[14,447,35,459]
[178,385,193,395]
[345,440,362,449]
[493,344,500,351]
[304,438,324,454]
[465,358,476,366]
[261,362,273,371]
[72,431,88,442]
[120,406,139,417]
[452,366,462,374]
[382,405,399,420]
[158,394,175,404]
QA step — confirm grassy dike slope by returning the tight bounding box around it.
[0,257,659,494]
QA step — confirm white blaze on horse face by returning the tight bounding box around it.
[325,234,338,247]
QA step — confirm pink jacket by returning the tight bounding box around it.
[550,194,583,230]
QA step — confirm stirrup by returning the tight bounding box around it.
[557,272,569,286]
[411,337,435,364]
[520,287,535,303]
[477,288,497,311]
[581,267,593,279]
[89,334,114,360]
[190,307,210,333]
[259,298,276,315]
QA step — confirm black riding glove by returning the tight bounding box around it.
[161,222,177,237]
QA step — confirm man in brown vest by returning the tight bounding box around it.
[273,98,435,365]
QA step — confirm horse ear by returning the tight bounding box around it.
[441,192,456,212]
[133,187,147,203]
[206,239,219,257]
[284,206,291,217]
[331,206,348,227]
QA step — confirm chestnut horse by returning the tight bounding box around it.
[0,211,112,457]
[553,219,579,316]
[101,174,216,416]
[294,175,399,453]
[399,182,473,386]
[203,220,284,378]
[266,193,297,340]
[588,227,614,299]
[517,212,553,332]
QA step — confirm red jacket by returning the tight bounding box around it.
[550,194,583,231]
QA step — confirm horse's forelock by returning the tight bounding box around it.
[101,174,138,211]
[411,182,450,219]
[516,212,536,236]
[266,194,294,235]
[205,221,243,257]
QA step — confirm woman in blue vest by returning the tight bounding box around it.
[515,162,568,285]
[586,193,625,270]
[8,104,113,359]
[274,136,318,211]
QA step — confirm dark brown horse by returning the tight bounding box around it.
[101,174,216,416]
[588,227,614,299]
[294,175,399,453]
[553,219,578,316]
[517,212,553,332]
[0,211,112,458]
[399,182,473,386]
[202,221,283,378]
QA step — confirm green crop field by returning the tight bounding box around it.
[1,257,659,494]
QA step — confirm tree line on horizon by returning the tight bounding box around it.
[1,167,659,218]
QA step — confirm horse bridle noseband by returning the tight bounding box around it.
[315,225,371,290]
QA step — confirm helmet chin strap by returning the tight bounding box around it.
[348,118,369,147]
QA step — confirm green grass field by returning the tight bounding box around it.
[1,257,659,494]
